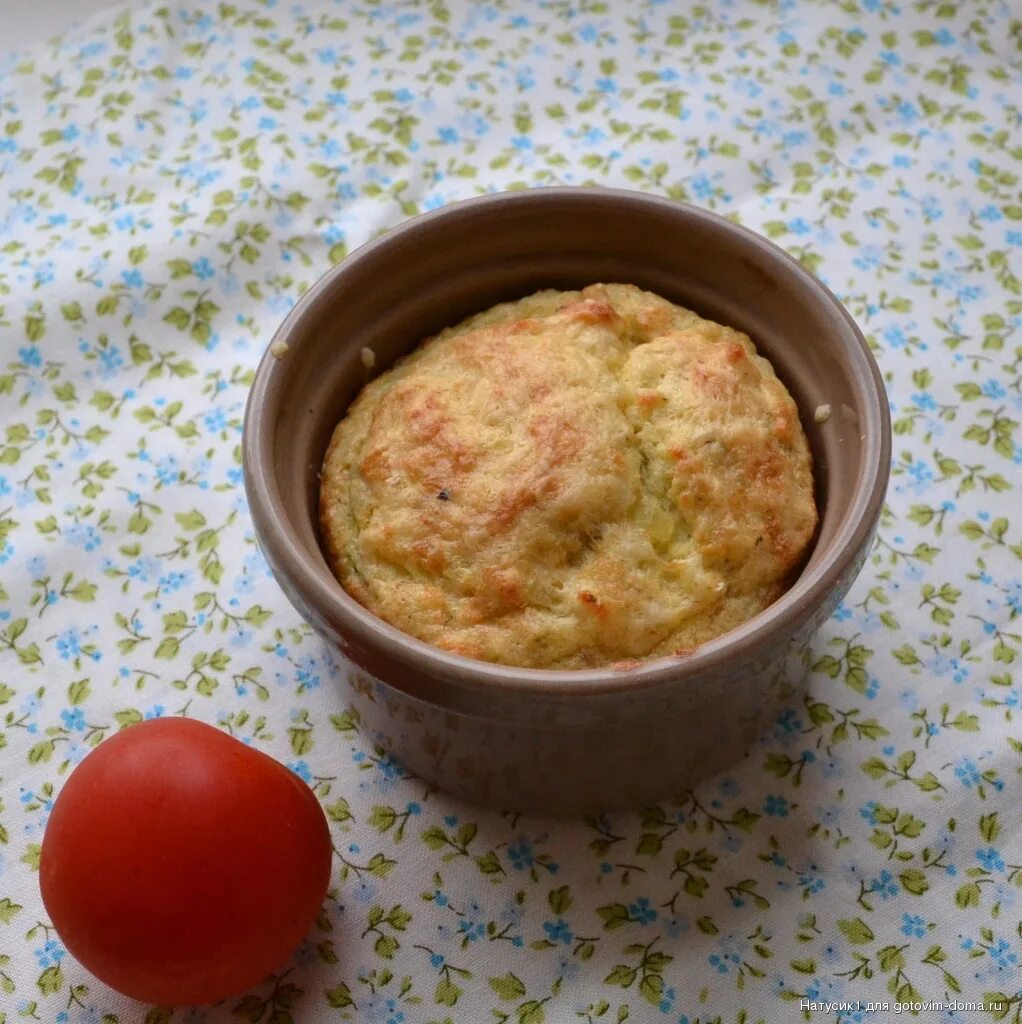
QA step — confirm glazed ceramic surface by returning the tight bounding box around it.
[243,188,890,814]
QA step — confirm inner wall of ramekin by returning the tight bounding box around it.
[248,190,885,691]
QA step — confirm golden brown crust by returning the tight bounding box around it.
[319,284,817,669]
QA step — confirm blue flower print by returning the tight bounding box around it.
[543,918,572,944]
[59,708,86,732]
[976,848,1005,872]
[55,628,82,661]
[872,870,900,900]
[18,345,42,367]
[508,839,534,870]
[628,897,657,924]
[34,940,66,968]
[351,879,377,905]
[954,757,981,788]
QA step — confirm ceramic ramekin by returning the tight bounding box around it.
[242,188,890,815]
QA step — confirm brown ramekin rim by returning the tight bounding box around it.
[242,188,892,699]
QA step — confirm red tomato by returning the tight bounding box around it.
[40,717,332,1005]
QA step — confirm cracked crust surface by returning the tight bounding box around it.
[319,283,817,669]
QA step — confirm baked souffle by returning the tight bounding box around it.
[319,283,817,669]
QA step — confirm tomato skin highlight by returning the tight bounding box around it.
[40,717,333,1006]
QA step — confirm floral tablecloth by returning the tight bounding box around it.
[2,1,1021,1021]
